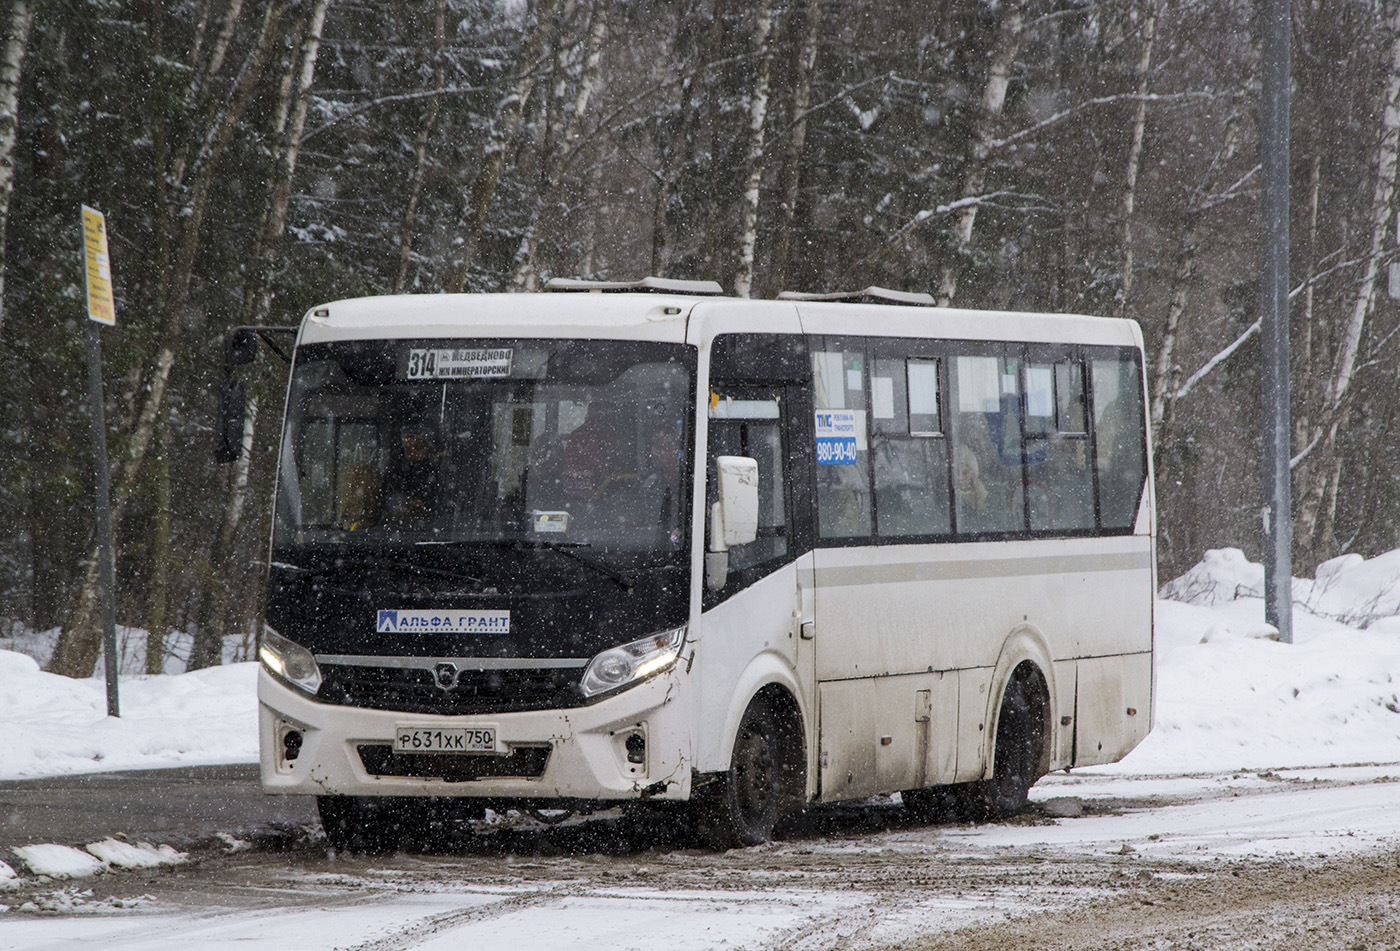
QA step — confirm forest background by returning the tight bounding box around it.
[3,0,1399,677]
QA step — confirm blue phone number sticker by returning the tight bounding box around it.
[815,410,863,465]
[816,437,858,465]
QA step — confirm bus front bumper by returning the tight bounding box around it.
[257,668,690,802]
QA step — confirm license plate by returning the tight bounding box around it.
[394,725,498,754]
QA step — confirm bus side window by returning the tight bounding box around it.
[1091,357,1147,530]
[813,347,872,538]
[707,396,788,574]
[953,354,1024,535]
[1025,359,1094,533]
[871,357,950,537]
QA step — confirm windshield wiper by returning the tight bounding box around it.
[271,557,481,586]
[445,539,636,592]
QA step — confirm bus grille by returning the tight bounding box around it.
[317,664,582,715]
[357,744,550,782]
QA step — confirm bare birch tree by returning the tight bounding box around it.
[764,0,820,298]
[0,0,33,336]
[937,3,1024,306]
[247,0,329,327]
[511,0,609,291]
[441,0,561,293]
[732,0,774,299]
[1149,90,1251,434]
[393,0,447,294]
[1118,0,1157,320]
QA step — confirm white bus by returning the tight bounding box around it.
[227,278,1154,852]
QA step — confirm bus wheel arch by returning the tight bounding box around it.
[698,681,807,848]
[962,639,1054,821]
[985,627,1058,780]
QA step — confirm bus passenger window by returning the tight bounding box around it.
[1092,358,1147,530]
[953,355,1024,535]
[813,349,871,538]
[1025,360,1093,533]
[872,357,950,537]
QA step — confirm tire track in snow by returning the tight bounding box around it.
[342,883,575,951]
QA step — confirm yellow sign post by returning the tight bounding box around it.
[82,205,115,326]
[81,204,120,716]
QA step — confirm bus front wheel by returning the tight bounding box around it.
[698,696,783,849]
[318,795,410,854]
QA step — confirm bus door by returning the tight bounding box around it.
[704,378,816,782]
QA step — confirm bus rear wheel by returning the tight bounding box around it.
[698,697,783,849]
[958,675,1045,821]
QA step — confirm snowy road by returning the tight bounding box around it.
[2,765,1398,950]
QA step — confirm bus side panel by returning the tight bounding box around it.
[812,538,1151,682]
[1072,651,1153,767]
[1053,659,1078,767]
[817,679,878,802]
[956,667,993,782]
[811,537,1151,793]
[691,561,812,777]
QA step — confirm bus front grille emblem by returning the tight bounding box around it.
[433,662,460,691]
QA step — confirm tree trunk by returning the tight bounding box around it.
[191,397,259,670]
[441,0,561,293]
[1293,150,1322,453]
[1149,96,1249,432]
[764,0,820,299]
[145,409,172,675]
[0,0,34,337]
[732,0,774,299]
[651,0,717,277]
[1118,0,1156,320]
[394,0,447,293]
[249,0,328,325]
[937,4,1024,306]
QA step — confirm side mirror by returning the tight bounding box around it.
[214,376,246,463]
[710,455,759,550]
[224,328,259,371]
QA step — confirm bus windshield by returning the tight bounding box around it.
[273,338,695,560]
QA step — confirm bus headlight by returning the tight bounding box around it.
[581,626,685,699]
[258,626,322,696]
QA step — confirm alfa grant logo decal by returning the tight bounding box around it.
[376,610,511,633]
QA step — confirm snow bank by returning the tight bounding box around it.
[1099,548,1400,775]
[0,652,258,781]
[11,845,105,880]
[84,839,188,870]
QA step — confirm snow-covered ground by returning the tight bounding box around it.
[2,548,1400,948]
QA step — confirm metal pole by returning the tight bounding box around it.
[1260,0,1293,643]
[85,320,121,716]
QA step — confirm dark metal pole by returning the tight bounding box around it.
[1260,0,1293,643]
[85,320,121,716]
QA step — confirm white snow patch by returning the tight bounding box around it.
[0,858,18,890]
[213,832,251,853]
[84,839,187,870]
[0,652,258,780]
[12,844,105,879]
